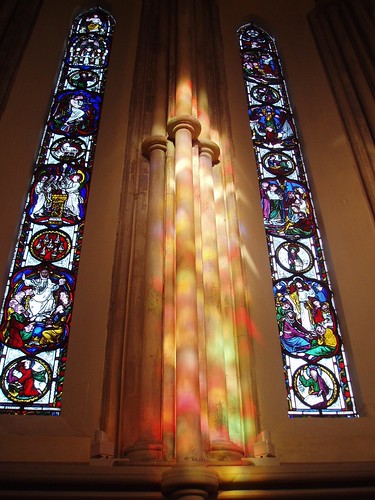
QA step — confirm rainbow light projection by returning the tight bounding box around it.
[238,24,357,416]
[0,8,115,415]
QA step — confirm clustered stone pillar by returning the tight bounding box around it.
[110,0,260,493]
[309,0,375,215]
[0,1,42,116]
[102,0,258,479]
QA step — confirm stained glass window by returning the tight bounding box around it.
[237,24,357,416]
[0,8,115,415]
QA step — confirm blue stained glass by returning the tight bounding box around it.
[0,8,115,415]
[238,24,357,417]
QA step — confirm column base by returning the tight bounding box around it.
[207,439,244,462]
[162,465,219,500]
[90,430,115,459]
[253,430,276,458]
[124,440,163,461]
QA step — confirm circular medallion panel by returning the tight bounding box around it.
[275,241,313,274]
[251,84,280,105]
[68,69,98,89]
[50,137,86,162]
[293,364,339,409]
[1,356,52,404]
[262,151,295,176]
[30,230,72,263]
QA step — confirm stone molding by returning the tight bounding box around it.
[167,115,202,140]
[199,139,220,165]
[142,135,168,159]
[161,465,219,499]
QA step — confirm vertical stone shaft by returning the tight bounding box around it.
[222,143,258,455]
[195,4,245,458]
[163,141,177,460]
[134,0,169,458]
[195,29,234,450]
[175,0,193,118]
[309,0,375,214]
[328,3,375,139]
[138,139,166,450]
[168,0,202,462]
[174,121,201,461]
[199,142,230,445]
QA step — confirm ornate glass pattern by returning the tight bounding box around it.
[0,8,115,415]
[238,24,357,416]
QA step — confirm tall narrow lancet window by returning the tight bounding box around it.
[238,24,357,417]
[0,8,114,415]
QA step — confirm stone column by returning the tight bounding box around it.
[224,154,259,456]
[162,466,219,500]
[167,0,203,462]
[167,114,202,461]
[0,1,42,116]
[198,140,243,461]
[309,0,375,215]
[125,135,167,461]
[199,138,244,458]
[125,0,168,460]
[195,6,243,459]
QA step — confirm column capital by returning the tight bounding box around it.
[167,115,201,140]
[199,139,220,165]
[162,465,219,500]
[142,135,168,159]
